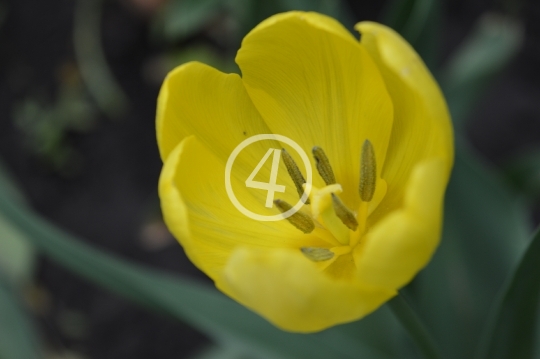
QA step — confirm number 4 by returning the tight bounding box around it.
[245,148,286,208]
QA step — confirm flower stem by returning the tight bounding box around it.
[388,293,442,359]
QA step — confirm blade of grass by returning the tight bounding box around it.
[0,275,41,359]
[502,149,540,200]
[73,0,129,118]
[388,294,442,359]
[0,216,35,286]
[412,141,531,359]
[475,227,540,359]
[153,0,222,42]
[381,0,440,70]
[441,13,523,130]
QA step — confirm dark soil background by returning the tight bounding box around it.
[0,0,539,358]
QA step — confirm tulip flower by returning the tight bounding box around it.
[157,11,453,332]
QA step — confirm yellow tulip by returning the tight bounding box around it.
[157,11,454,332]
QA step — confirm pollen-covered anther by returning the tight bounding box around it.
[359,139,377,202]
[274,199,315,234]
[331,193,358,231]
[312,146,336,185]
[300,247,334,262]
[281,148,310,204]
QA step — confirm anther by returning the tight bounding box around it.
[281,149,310,204]
[359,139,377,202]
[301,247,334,262]
[312,146,336,185]
[331,194,358,231]
[274,199,315,234]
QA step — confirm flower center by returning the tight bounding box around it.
[274,140,381,265]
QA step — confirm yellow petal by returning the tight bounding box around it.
[157,61,314,204]
[217,247,396,332]
[355,159,447,290]
[236,12,394,210]
[159,136,329,280]
[355,22,454,222]
[156,61,272,165]
[245,11,358,45]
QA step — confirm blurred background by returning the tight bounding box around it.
[0,0,539,358]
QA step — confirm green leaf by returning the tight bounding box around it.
[388,294,442,359]
[0,160,27,205]
[441,13,524,129]
[0,177,402,359]
[153,0,223,42]
[475,226,540,359]
[0,161,35,286]
[412,143,531,359]
[382,0,434,42]
[187,345,254,359]
[0,216,35,286]
[502,149,540,200]
[381,0,440,70]
[0,275,41,359]
[419,10,527,358]
[73,0,129,119]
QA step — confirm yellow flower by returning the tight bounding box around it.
[157,12,453,332]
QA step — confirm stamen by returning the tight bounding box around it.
[301,247,334,262]
[359,139,377,202]
[281,149,310,204]
[331,194,358,231]
[312,146,336,185]
[274,199,315,234]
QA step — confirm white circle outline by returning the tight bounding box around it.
[225,134,312,222]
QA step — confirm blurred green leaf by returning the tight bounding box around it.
[0,161,35,286]
[155,0,355,48]
[74,0,129,118]
[381,0,440,70]
[154,0,223,42]
[0,276,41,359]
[502,149,540,200]
[441,13,524,130]
[323,306,416,359]
[382,0,433,42]
[413,143,530,359]
[423,17,527,357]
[13,80,96,175]
[475,226,540,359]
[188,345,251,359]
[0,216,35,286]
[0,174,405,359]
[388,294,441,359]
[0,160,26,205]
